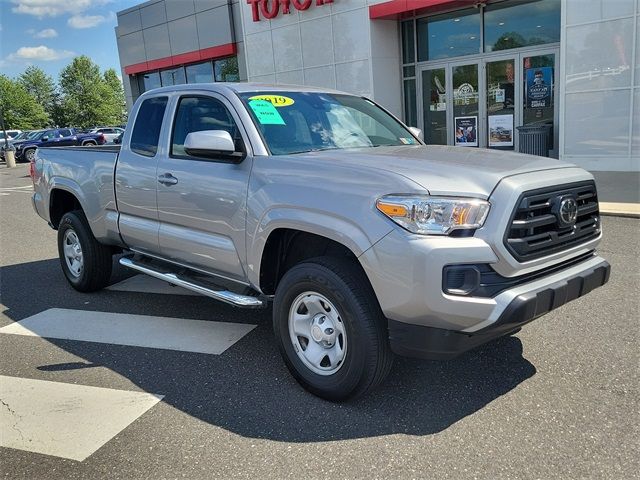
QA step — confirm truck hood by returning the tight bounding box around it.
[298,145,576,198]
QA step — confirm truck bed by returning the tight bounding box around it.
[34,145,121,245]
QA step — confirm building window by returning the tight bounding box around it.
[185,61,214,84]
[214,57,239,82]
[403,79,417,127]
[417,9,481,61]
[160,67,186,86]
[139,72,161,92]
[401,20,415,64]
[484,0,561,52]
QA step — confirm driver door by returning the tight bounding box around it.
[156,93,252,282]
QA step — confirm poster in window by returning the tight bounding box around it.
[454,116,478,147]
[526,67,552,108]
[488,114,514,147]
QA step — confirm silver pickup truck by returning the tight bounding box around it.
[32,83,610,400]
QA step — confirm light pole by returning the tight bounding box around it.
[0,105,16,168]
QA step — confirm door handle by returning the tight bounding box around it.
[158,173,178,186]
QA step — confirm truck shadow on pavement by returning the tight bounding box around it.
[1,259,537,442]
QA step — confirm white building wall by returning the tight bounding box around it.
[560,0,639,171]
[239,0,403,117]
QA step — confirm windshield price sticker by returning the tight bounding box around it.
[248,95,294,107]
[248,99,286,125]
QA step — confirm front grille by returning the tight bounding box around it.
[505,181,600,261]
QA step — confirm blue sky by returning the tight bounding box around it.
[1,0,142,80]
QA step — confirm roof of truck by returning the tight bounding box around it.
[141,82,348,97]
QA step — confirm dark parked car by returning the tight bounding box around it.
[13,128,106,162]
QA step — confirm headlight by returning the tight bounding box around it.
[376,195,490,235]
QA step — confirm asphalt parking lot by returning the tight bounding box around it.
[1,164,638,479]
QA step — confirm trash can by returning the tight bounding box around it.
[517,124,552,157]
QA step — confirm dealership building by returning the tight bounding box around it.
[116,0,639,173]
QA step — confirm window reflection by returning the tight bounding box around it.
[417,9,480,61]
[185,61,214,84]
[160,67,186,86]
[139,71,161,92]
[214,57,240,82]
[484,0,560,52]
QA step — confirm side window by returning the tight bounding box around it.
[131,96,168,157]
[59,129,72,137]
[171,96,240,157]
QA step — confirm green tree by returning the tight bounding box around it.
[18,66,57,123]
[0,75,49,130]
[103,68,127,124]
[59,56,122,128]
[492,32,526,52]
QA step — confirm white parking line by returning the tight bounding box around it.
[107,274,199,296]
[0,308,256,355]
[0,375,162,461]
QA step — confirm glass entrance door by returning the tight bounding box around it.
[421,67,448,145]
[452,63,480,147]
[522,52,557,155]
[417,48,558,154]
[486,57,516,150]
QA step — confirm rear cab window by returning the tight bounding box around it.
[130,96,169,157]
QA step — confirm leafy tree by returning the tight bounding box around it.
[492,32,526,52]
[59,56,123,128]
[18,66,57,123]
[0,75,49,130]
[103,68,127,124]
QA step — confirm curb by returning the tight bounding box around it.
[599,202,640,219]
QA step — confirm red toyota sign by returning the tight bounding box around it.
[247,0,333,22]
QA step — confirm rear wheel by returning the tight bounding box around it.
[273,256,393,401]
[57,210,112,292]
[82,140,97,146]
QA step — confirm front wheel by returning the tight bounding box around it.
[57,210,113,292]
[273,256,393,401]
[24,148,36,163]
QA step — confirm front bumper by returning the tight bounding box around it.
[388,257,610,359]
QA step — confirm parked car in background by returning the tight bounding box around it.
[90,127,124,144]
[1,130,36,160]
[0,130,22,141]
[13,128,106,162]
[113,132,123,144]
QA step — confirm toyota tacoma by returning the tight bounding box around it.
[31,84,610,400]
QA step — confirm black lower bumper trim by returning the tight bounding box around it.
[388,258,610,360]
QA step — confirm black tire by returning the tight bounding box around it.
[82,141,97,146]
[273,256,393,401]
[22,148,36,163]
[57,210,112,292]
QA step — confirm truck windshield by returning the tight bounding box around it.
[238,92,418,155]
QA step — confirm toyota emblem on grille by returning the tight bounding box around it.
[558,197,579,226]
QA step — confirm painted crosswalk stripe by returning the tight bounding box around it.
[107,274,199,296]
[0,375,162,461]
[0,308,256,355]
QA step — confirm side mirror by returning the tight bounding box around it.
[408,127,423,141]
[41,136,49,142]
[184,130,237,159]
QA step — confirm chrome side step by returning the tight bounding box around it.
[119,256,266,308]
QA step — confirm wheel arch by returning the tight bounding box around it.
[49,185,86,229]
[258,227,367,296]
